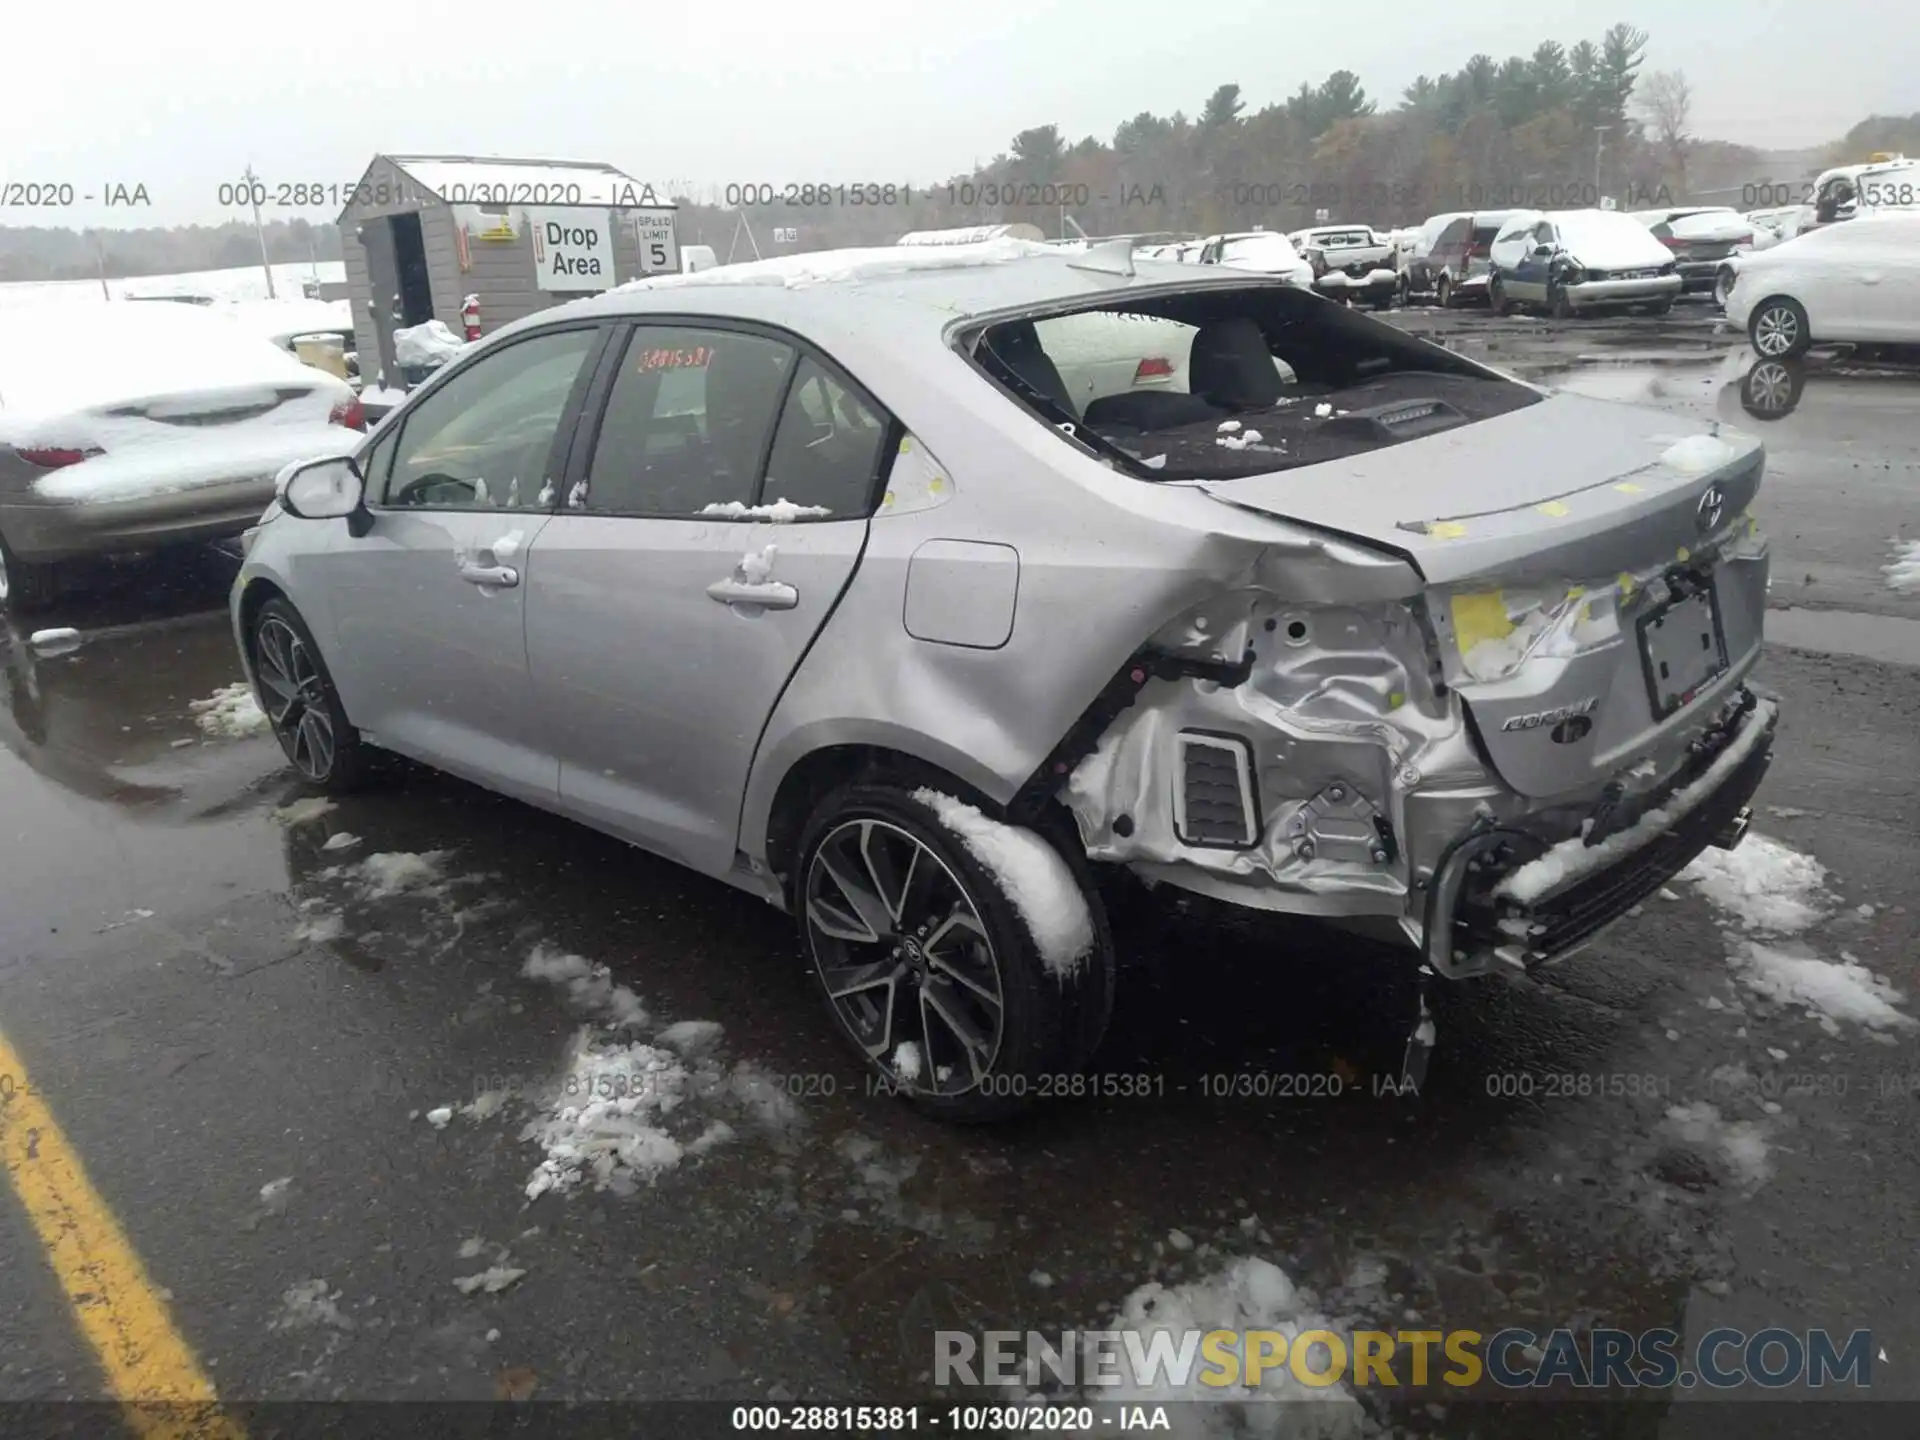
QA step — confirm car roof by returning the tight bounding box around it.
[508,240,1271,366]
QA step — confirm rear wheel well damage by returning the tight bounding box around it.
[762,744,1089,904]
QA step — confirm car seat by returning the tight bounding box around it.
[1187,318,1284,411]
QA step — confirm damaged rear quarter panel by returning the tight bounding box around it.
[736,330,1428,878]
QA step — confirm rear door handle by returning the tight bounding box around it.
[459,563,519,587]
[706,577,798,610]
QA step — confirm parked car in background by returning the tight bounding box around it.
[223,299,359,382]
[1632,207,1756,296]
[1287,225,1398,308]
[1196,231,1315,287]
[233,239,1775,1119]
[1809,156,1920,227]
[0,303,364,612]
[1745,205,1815,246]
[1399,210,1520,307]
[1723,211,1920,357]
[1487,209,1682,317]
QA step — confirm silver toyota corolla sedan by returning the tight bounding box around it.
[231,237,1777,1120]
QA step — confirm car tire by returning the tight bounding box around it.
[1550,283,1575,320]
[249,597,371,792]
[1435,275,1453,309]
[1396,273,1411,307]
[1749,296,1810,359]
[0,532,63,616]
[1647,298,1675,316]
[1713,267,1736,310]
[793,782,1116,1123]
[1489,275,1513,317]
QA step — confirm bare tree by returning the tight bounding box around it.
[1638,68,1694,197]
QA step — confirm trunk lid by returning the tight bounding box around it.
[1199,392,1771,798]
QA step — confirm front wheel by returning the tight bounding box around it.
[1489,275,1513,317]
[1550,283,1575,320]
[1646,298,1675,316]
[1713,267,1736,310]
[1750,296,1810,358]
[250,597,371,792]
[1435,274,1454,309]
[794,783,1115,1122]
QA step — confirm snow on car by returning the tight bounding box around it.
[1195,231,1315,288]
[233,236,1776,1120]
[1488,209,1683,317]
[1632,207,1756,296]
[1723,211,1920,357]
[1287,225,1399,308]
[0,301,365,612]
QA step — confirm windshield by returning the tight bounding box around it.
[971,285,1539,480]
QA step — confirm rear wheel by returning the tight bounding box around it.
[1750,296,1810,358]
[1435,274,1454,309]
[0,532,63,616]
[794,783,1115,1123]
[1713,267,1736,310]
[250,597,370,792]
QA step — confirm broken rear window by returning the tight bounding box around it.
[968,284,1543,480]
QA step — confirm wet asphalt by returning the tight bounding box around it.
[1,297,1917,1437]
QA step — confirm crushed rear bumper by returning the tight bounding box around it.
[1421,687,1777,978]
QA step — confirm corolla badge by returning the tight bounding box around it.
[1501,697,1599,732]
[1696,482,1727,533]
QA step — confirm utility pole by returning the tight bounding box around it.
[245,162,277,299]
[93,230,110,300]
[1593,125,1612,203]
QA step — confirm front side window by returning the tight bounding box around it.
[577,326,795,516]
[381,327,598,509]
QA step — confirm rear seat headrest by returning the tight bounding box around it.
[1188,317,1283,410]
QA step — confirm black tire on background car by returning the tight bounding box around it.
[250,596,370,792]
[1435,274,1453,309]
[1488,275,1513,316]
[0,532,63,615]
[1749,296,1811,359]
[1647,298,1675,316]
[1713,267,1736,310]
[1550,283,1575,320]
[793,782,1116,1123]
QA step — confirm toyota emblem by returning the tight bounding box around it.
[1696,482,1726,533]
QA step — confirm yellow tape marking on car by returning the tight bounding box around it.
[1535,501,1570,517]
[1429,521,1469,540]
[1618,572,1637,599]
[1615,482,1645,494]
[0,1029,246,1440]
[1449,592,1514,652]
[1677,546,1691,562]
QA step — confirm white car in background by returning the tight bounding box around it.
[1194,231,1315,288]
[0,303,364,612]
[1723,211,1920,357]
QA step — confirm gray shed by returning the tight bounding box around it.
[337,153,679,394]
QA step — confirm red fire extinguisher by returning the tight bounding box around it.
[461,294,481,342]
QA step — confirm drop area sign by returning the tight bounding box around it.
[531,209,616,291]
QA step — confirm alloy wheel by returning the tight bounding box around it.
[254,615,336,781]
[1753,304,1799,357]
[803,817,1004,1097]
[1744,361,1795,415]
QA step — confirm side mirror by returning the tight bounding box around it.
[277,454,365,521]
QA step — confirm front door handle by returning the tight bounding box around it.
[706,577,798,610]
[459,563,519,587]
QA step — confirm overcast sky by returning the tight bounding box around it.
[4,0,1913,228]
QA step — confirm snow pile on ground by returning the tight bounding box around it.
[1061,1258,1377,1436]
[28,627,83,655]
[393,319,467,368]
[271,1279,353,1331]
[190,682,269,738]
[914,789,1093,978]
[1681,834,1829,933]
[1730,941,1915,1035]
[1663,1101,1772,1188]
[699,499,831,521]
[1884,540,1920,594]
[355,850,452,900]
[522,945,649,1029]
[275,796,335,826]
[295,912,346,944]
[453,1265,526,1295]
[520,1027,732,1201]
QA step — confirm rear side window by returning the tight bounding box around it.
[580,327,795,516]
[760,357,892,517]
[1440,219,1471,247]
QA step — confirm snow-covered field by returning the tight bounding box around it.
[0,260,346,310]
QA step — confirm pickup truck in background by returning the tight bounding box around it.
[1286,225,1399,308]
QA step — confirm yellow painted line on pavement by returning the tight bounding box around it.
[0,1028,246,1440]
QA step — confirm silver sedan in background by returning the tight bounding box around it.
[233,238,1776,1120]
